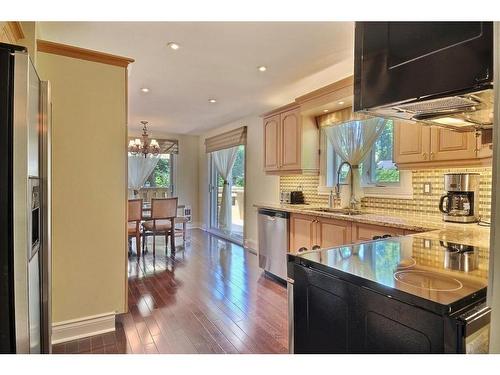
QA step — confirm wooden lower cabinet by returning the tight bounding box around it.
[289,213,416,252]
[352,223,405,243]
[316,217,352,249]
[290,214,352,253]
[289,214,316,252]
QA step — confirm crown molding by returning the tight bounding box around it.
[7,22,25,41]
[37,39,135,68]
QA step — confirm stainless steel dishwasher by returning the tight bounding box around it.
[258,208,289,281]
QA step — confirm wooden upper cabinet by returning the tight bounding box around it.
[430,127,476,161]
[394,121,431,164]
[262,105,318,175]
[280,108,302,171]
[263,114,280,171]
[394,121,491,168]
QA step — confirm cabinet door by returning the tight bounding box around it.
[316,217,352,248]
[289,214,315,253]
[394,121,431,164]
[476,130,493,159]
[351,285,444,353]
[430,127,476,161]
[293,264,354,354]
[263,115,280,171]
[280,108,302,171]
[352,223,405,243]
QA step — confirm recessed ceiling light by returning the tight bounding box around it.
[338,101,345,105]
[323,109,329,113]
[208,98,217,103]
[167,42,180,50]
[141,88,150,93]
[258,65,267,72]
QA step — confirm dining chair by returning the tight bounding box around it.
[128,198,143,258]
[142,197,178,256]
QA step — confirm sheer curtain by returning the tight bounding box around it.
[128,154,160,195]
[212,146,239,232]
[323,117,387,201]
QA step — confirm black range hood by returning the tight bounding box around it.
[354,22,494,131]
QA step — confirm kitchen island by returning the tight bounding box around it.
[288,232,491,354]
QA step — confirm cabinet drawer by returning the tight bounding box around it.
[352,223,405,243]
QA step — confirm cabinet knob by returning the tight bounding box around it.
[430,152,435,160]
[298,247,308,253]
[422,152,428,160]
[312,245,321,251]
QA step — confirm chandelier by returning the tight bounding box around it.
[128,121,160,157]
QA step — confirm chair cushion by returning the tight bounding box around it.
[142,219,172,232]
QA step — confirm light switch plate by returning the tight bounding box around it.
[423,182,432,195]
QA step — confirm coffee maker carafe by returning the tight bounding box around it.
[439,173,480,223]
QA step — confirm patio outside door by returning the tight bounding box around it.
[209,145,245,244]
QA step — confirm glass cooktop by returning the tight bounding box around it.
[296,235,488,307]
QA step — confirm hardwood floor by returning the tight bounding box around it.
[52,229,288,354]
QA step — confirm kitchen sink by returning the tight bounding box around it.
[308,207,364,216]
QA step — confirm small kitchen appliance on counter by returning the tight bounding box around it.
[280,191,305,205]
[439,173,480,223]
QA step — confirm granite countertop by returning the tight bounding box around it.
[254,202,491,245]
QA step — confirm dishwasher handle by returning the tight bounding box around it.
[258,208,290,219]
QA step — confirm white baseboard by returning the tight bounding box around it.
[51,312,116,344]
[187,221,202,229]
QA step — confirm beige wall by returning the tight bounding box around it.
[37,52,128,323]
[129,130,200,225]
[198,116,280,250]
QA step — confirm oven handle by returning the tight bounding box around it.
[463,306,491,337]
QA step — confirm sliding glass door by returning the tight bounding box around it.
[209,145,245,244]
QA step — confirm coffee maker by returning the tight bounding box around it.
[439,173,480,223]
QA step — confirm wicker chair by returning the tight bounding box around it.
[127,199,143,257]
[142,197,178,256]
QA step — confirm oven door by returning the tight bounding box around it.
[354,22,493,111]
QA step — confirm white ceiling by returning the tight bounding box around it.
[38,22,354,135]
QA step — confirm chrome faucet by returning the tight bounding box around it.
[335,161,358,210]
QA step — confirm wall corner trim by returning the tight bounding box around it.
[51,312,116,344]
[37,39,135,68]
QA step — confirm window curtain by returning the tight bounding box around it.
[212,146,239,232]
[323,117,388,201]
[128,154,160,195]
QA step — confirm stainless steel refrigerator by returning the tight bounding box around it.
[0,42,51,353]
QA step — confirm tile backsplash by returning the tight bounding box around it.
[280,167,492,221]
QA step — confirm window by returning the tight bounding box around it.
[361,120,400,186]
[143,154,174,189]
[320,120,412,198]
